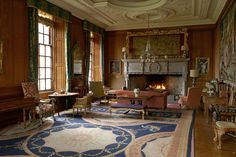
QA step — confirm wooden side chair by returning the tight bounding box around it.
[21,82,56,125]
[213,86,236,149]
[72,93,93,116]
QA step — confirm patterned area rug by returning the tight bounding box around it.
[0,108,194,157]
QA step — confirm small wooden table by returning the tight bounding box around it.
[49,92,78,115]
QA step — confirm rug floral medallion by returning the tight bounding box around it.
[0,108,194,157]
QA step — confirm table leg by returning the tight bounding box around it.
[23,108,26,128]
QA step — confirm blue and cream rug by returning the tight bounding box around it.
[0,108,194,157]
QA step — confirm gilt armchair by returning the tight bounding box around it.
[21,82,55,125]
[89,81,110,104]
[72,93,93,116]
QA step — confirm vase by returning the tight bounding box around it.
[134,93,139,97]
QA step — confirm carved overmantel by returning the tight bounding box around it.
[122,58,190,95]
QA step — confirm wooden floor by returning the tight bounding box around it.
[195,110,236,157]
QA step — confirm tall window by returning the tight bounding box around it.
[88,32,102,82]
[88,32,94,82]
[38,21,53,91]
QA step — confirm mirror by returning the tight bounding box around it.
[72,42,84,75]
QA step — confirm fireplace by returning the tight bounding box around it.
[122,58,190,103]
[129,74,183,102]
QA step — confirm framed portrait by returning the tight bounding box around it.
[109,60,121,74]
[196,57,209,75]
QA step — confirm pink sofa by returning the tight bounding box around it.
[109,90,169,109]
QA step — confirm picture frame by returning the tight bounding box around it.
[196,57,209,75]
[73,60,82,74]
[109,60,121,74]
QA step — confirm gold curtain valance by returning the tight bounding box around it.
[26,0,71,22]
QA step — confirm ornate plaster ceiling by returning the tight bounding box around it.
[47,0,227,31]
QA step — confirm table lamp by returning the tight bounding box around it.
[190,69,199,87]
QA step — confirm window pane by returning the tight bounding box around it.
[39,80,45,90]
[38,21,53,92]
[38,23,43,33]
[46,79,51,90]
[45,46,51,56]
[46,68,51,78]
[44,35,49,44]
[39,68,45,78]
[39,34,44,44]
[45,57,51,67]
[40,57,45,67]
[39,45,45,55]
[44,25,49,35]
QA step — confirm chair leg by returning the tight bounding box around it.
[213,127,218,142]
[217,130,225,149]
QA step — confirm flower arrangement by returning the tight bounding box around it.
[133,88,140,97]
[202,79,217,96]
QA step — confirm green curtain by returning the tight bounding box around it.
[84,30,91,86]
[26,0,71,22]
[83,20,104,35]
[28,7,38,82]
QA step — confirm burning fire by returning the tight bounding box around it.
[149,83,166,90]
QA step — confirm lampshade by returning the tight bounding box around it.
[190,69,199,77]
[122,47,126,52]
[181,45,186,51]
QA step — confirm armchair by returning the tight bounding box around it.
[72,93,93,116]
[21,82,55,125]
[89,81,110,104]
[178,87,202,109]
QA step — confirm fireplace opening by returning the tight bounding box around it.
[129,74,183,103]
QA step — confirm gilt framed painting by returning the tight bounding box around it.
[196,57,209,75]
[109,60,121,75]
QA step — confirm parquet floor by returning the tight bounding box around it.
[195,110,236,157]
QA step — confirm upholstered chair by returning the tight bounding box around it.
[72,93,93,116]
[89,81,110,104]
[21,82,55,125]
[178,87,202,109]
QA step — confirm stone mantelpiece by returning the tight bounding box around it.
[122,58,190,96]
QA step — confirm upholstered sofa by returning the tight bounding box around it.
[109,90,169,109]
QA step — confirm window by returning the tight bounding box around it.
[88,32,94,82]
[38,22,53,91]
[88,32,102,82]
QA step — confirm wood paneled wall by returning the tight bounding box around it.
[0,0,29,127]
[0,0,29,87]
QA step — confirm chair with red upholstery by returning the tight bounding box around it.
[21,82,55,125]
[178,87,202,109]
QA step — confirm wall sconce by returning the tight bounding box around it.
[190,69,199,87]
[122,46,127,59]
[181,45,189,58]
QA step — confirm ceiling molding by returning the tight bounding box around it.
[47,0,227,31]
